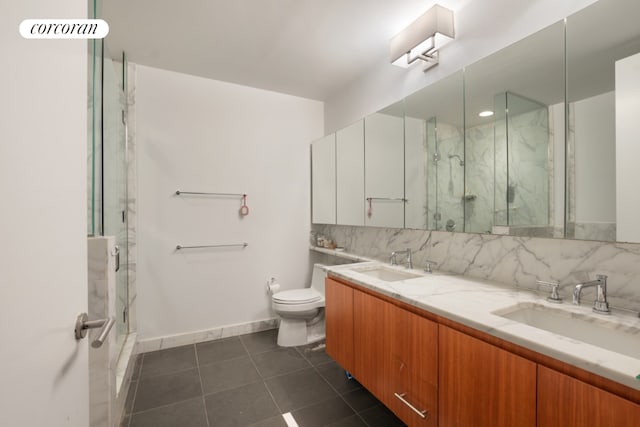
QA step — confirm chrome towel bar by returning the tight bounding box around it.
[366,197,408,202]
[175,190,245,197]
[176,243,248,250]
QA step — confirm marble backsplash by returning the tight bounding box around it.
[313,224,640,313]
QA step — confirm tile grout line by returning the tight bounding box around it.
[125,353,143,427]
[194,343,211,427]
[239,335,288,419]
[308,354,373,427]
[272,342,364,425]
[128,396,207,417]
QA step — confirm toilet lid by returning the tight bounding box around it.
[273,288,322,304]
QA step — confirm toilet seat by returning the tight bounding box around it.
[272,288,322,304]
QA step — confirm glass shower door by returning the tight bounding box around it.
[102,47,129,352]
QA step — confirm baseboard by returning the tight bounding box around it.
[135,318,279,354]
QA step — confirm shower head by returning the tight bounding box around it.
[448,154,465,166]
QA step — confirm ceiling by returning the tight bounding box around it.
[102,0,470,101]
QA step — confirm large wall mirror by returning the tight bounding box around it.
[404,71,464,231]
[311,0,640,244]
[565,0,640,243]
[311,134,336,224]
[463,21,565,237]
[336,120,364,226]
[364,102,405,228]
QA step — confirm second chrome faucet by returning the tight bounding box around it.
[390,248,412,269]
[573,274,610,314]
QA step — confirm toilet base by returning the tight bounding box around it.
[276,317,325,347]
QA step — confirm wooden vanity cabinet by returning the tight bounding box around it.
[326,278,438,425]
[537,366,640,427]
[325,278,355,373]
[384,302,438,426]
[438,325,537,427]
[325,276,640,427]
[352,289,386,398]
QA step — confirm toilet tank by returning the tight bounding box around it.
[310,263,327,296]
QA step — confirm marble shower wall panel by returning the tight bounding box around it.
[88,236,117,427]
[404,116,427,230]
[126,62,137,334]
[313,224,640,312]
[465,122,495,233]
[465,106,552,233]
[426,118,437,230]
[435,122,465,232]
[506,105,550,227]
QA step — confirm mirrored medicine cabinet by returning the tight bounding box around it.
[311,0,640,244]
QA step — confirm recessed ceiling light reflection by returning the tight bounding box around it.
[479,111,494,118]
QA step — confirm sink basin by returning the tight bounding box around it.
[353,266,423,282]
[494,303,640,359]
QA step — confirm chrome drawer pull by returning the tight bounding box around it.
[394,392,428,419]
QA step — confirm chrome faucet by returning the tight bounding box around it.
[390,248,413,269]
[572,274,610,314]
[424,259,438,274]
[536,280,562,303]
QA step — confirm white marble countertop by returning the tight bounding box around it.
[324,256,640,392]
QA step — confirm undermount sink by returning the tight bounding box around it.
[494,303,640,359]
[353,265,424,282]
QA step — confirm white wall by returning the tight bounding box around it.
[136,65,324,342]
[0,1,88,425]
[324,0,597,133]
[574,92,616,224]
[616,52,640,242]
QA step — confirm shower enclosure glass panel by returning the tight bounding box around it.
[102,49,129,351]
[403,71,464,231]
[87,37,129,353]
[88,25,102,236]
[495,92,550,228]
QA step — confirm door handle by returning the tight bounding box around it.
[112,245,120,272]
[74,313,115,348]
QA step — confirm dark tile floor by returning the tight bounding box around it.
[120,329,406,427]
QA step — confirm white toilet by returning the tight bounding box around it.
[272,263,327,347]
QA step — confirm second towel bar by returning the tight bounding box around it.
[176,243,248,250]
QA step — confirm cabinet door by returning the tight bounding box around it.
[439,325,536,427]
[385,303,438,426]
[353,290,386,399]
[336,120,365,225]
[311,134,336,224]
[325,278,354,373]
[538,366,640,427]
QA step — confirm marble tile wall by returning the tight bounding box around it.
[313,224,640,313]
[465,105,553,233]
[429,121,465,232]
[126,61,137,336]
[88,236,117,427]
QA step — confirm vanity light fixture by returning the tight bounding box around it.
[390,4,455,72]
[479,110,494,118]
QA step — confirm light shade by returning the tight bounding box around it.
[390,4,455,71]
